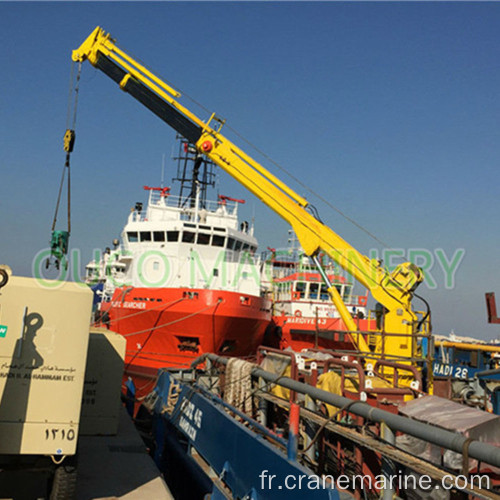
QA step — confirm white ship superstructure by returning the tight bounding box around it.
[86,187,261,300]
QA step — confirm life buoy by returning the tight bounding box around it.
[295,310,302,317]
[358,295,368,307]
[292,291,301,300]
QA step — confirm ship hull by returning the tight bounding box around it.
[99,287,271,394]
[272,314,375,352]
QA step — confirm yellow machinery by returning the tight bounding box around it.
[72,27,431,377]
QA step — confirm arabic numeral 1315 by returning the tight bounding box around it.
[45,428,76,441]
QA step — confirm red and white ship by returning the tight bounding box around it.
[86,141,271,394]
[263,236,374,353]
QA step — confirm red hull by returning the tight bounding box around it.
[99,287,271,395]
[272,314,374,353]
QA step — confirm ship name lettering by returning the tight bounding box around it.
[288,317,327,326]
[122,301,146,309]
[433,363,468,379]
[180,399,194,419]
[179,399,203,431]
[179,416,197,441]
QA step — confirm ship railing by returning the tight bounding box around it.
[146,191,239,217]
[271,293,361,308]
[339,310,433,393]
[256,346,425,405]
[195,354,500,499]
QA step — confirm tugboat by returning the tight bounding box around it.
[263,235,374,352]
[86,140,271,395]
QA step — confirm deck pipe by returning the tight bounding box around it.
[201,354,500,469]
[475,367,500,379]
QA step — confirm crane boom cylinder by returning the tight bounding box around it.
[94,54,203,144]
[312,255,371,353]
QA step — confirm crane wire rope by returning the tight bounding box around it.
[48,61,82,270]
[151,71,394,251]
[121,48,391,251]
[213,145,413,315]
[98,47,421,322]
[175,89,420,319]
[51,62,81,235]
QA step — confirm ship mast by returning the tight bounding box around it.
[172,137,216,210]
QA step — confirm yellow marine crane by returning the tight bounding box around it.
[73,26,430,372]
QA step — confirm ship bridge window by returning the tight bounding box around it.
[197,233,210,245]
[199,225,210,231]
[182,231,196,243]
[308,282,319,300]
[127,231,138,243]
[234,240,242,252]
[167,231,179,242]
[295,281,306,299]
[213,227,226,232]
[226,237,236,250]
[242,243,250,251]
[140,232,152,242]
[212,235,225,247]
[153,231,165,242]
[184,223,196,228]
[320,284,329,301]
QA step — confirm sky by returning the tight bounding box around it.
[1,2,499,340]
